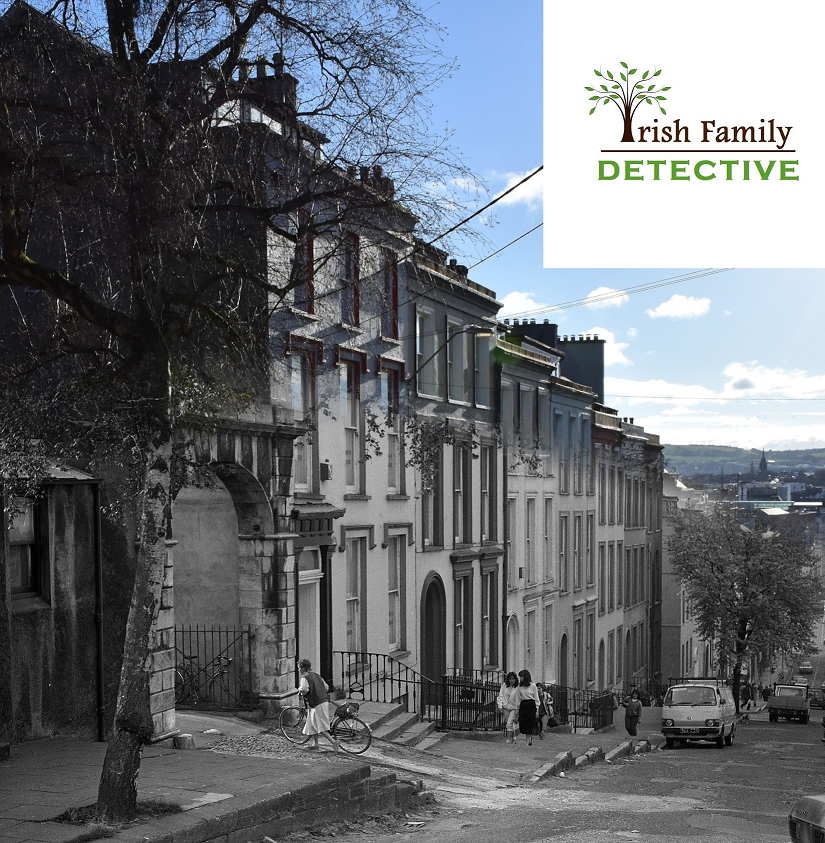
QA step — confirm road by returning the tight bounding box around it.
[293,709,825,843]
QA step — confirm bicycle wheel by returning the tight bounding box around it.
[332,716,372,754]
[207,672,239,709]
[174,668,187,704]
[279,706,312,744]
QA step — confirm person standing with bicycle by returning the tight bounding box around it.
[298,658,339,753]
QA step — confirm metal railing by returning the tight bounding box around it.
[547,685,615,731]
[174,625,255,711]
[332,651,441,721]
[441,674,503,730]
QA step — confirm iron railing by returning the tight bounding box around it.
[332,651,441,721]
[547,685,615,731]
[440,674,503,730]
[174,625,255,711]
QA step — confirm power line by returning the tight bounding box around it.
[468,223,543,270]
[606,395,825,402]
[427,166,543,246]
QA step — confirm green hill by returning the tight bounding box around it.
[663,444,825,478]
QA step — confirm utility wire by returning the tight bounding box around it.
[427,166,543,246]
[468,223,543,270]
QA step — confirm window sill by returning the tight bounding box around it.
[288,307,319,321]
[295,492,325,501]
[386,494,409,501]
[389,649,410,659]
[343,493,371,501]
[421,545,444,553]
[379,336,401,345]
[338,322,363,334]
[11,596,51,614]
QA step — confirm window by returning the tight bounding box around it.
[616,542,623,608]
[625,476,632,525]
[481,566,499,667]
[586,513,595,586]
[340,231,360,326]
[559,514,569,592]
[556,413,567,492]
[608,543,616,612]
[543,497,554,583]
[380,249,398,339]
[380,369,401,493]
[598,543,606,612]
[617,467,624,524]
[293,211,314,313]
[525,497,537,584]
[9,497,48,601]
[543,604,554,677]
[573,514,582,590]
[475,334,492,407]
[480,444,496,541]
[526,609,537,677]
[501,380,515,453]
[507,496,518,587]
[571,416,580,494]
[538,388,550,472]
[616,625,624,680]
[421,447,443,547]
[340,362,361,493]
[346,537,366,652]
[416,309,438,396]
[598,458,607,524]
[292,352,315,491]
[586,612,595,683]
[447,321,472,403]
[625,546,632,606]
[519,386,535,453]
[387,535,405,652]
[574,616,584,688]
[453,441,472,544]
[608,465,616,524]
[607,630,615,686]
[454,572,473,672]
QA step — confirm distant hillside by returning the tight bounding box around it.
[663,444,825,478]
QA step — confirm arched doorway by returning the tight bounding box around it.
[506,614,520,671]
[598,639,606,691]
[559,633,568,687]
[420,574,446,705]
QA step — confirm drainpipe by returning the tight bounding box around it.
[502,442,509,671]
[93,482,106,741]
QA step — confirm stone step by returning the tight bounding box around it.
[350,700,407,731]
[415,731,448,752]
[372,710,421,742]
[395,719,437,747]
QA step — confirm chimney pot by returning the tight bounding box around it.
[530,319,536,324]
[544,319,549,324]
[273,52,285,76]
[373,164,383,179]
[360,166,370,181]
[347,166,356,178]
[256,58,268,78]
[449,258,457,268]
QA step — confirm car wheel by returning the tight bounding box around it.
[801,713,809,725]
[665,738,674,749]
[679,739,687,746]
[724,727,733,746]
[715,734,724,748]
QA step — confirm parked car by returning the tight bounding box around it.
[661,679,736,748]
[800,661,813,674]
[810,689,825,709]
[790,794,825,841]
[793,676,810,687]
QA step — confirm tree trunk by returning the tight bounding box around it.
[621,111,634,143]
[96,360,172,823]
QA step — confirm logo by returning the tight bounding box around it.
[585,62,669,142]
[584,61,798,182]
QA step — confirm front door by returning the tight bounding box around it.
[420,576,446,708]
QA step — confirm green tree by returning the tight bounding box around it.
[585,62,670,142]
[668,508,822,711]
[0,0,475,822]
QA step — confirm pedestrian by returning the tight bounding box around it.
[536,683,554,736]
[517,669,541,746]
[621,689,643,737]
[297,658,339,753]
[497,671,520,744]
[762,686,770,703]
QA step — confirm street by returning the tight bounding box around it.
[288,710,825,843]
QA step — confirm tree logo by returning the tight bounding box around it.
[585,63,670,142]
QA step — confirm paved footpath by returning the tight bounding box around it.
[0,706,668,843]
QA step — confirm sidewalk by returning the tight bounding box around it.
[0,707,666,843]
[0,715,417,843]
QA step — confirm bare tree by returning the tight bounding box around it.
[0,0,478,821]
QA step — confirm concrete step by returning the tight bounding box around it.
[372,710,421,742]
[415,731,449,752]
[395,719,437,747]
[351,700,406,731]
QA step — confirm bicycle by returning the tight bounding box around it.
[174,653,242,709]
[279,700,372,754]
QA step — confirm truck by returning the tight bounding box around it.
[768,683,810,723]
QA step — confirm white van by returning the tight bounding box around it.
[661,679,737,749]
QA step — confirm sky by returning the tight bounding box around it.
[417,1,825,452]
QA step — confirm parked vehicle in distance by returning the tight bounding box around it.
[793,676,810,687]
[809,689,825,709]
[799,661,813,674]
[768,683,810,723]
[661,678,736,749]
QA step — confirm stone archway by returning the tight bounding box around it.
[506,614,520,672]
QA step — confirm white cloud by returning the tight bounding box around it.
[584,286,630,309]
[721,362,825,399]
[646,294,711,319]
[627,327,638,338]
[605,376,720,407]
[493,169,544,210]
[498,290,558,319]
[583,326,632,367]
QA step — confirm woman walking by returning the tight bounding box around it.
[622,689,643,737]
[496,671,520,744]
[517,669,541,746]
[298,658,339,753]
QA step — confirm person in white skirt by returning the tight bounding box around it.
[298,658,339,753]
